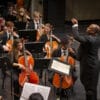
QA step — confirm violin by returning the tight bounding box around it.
[52,55,75,89]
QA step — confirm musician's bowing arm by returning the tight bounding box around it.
[51,34,61,43]
[13,63,25,70]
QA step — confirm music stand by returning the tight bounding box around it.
[24,42,45,53]
[34,58,51,85]
[14,22,26,30]
[18,29,37,42]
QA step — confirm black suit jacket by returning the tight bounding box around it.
[52,47,62,57]
[0,32,9,45]
[72,25,100,87]
[27,20,35,29]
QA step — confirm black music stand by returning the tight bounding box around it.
[24,42,45,58]
[18,29,37,42]
[34,58,51,85]
[14,22,26,30]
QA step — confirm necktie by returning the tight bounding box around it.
[36,23,39,29]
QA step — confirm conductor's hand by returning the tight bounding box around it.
[71,18,78,25]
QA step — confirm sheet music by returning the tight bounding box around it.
[51,59,71,75]
[20,82,51,100]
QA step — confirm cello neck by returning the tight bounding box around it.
[22,40,28,68]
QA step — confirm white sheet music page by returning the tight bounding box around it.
[20,82,51,100]
[51,59,71,75]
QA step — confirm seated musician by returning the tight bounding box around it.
[39,23,61,43]
[0,21,19,45]
[9,39,39,100]
[39,23,61,58]
[0,21,19,53]
[51,36,77,99]
[26,11,42,30]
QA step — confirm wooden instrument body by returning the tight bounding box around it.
[53,56,75,89]
[18,55,39,86]
[45,41,58,58]
[6,39,13,52]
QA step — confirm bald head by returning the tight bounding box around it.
[86,24,100,35]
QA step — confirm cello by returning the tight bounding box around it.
[18,41,39,87]
[44,30,59,58]
[52,52,75,89]
[45,41,58,58]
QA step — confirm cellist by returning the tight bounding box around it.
[11,39,39,100]
[52,36,77,99]
[39,23,61,58]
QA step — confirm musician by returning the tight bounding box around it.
[0,21,19,45]
[16,7,29,23]
[26,11,42,30]
[39,23,61,43]
[52,37,77,99]
[11,39,32,100]
[11,39,39,100]
[71,18,100,100]
[39,23,61,58]
[5,4,17,22]
[52,36,75,57]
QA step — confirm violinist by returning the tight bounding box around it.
[52,36,77,99]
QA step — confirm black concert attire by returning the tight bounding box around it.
[39,34,48,43]
[72,24,100,100]
[11,51,23,100]
[0,32,12,87]
[52,46,77,99]
[26,19,40,30]
[0,32,9,45]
